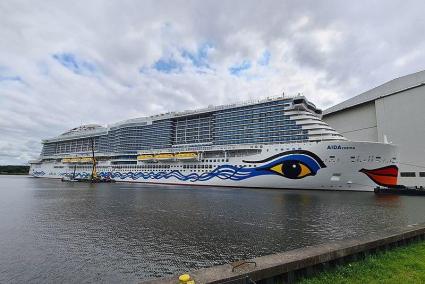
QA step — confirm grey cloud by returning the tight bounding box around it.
[0,0,425,164]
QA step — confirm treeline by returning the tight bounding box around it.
[0,165,30,175]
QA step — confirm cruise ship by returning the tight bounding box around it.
[29,95,399,191]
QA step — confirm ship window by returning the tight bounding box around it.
[331,173,341,181]
[419,172,425,177]
[400,172,416,177]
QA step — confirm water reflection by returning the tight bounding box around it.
[0,176,424,283]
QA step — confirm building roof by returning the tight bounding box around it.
[324,69,425,115]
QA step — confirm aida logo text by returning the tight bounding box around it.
[327,145,355,150]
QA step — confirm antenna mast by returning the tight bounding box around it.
[90,137,97,181]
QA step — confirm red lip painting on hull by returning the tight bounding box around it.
[359,165,398,187]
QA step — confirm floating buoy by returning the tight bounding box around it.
[179,273,195,284]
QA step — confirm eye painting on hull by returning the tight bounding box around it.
[244,150,327,180]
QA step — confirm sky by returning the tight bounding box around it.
[1,0,425,165]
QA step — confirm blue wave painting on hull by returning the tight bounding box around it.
[62,165,263,182]
[110,164,262,182]
[35,150,327,182]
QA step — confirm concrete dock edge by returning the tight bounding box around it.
[141,223,425,284]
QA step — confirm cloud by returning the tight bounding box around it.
[0,0,425,164]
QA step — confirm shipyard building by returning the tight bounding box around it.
[323,70,425,186]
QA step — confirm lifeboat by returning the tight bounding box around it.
[154,153,174,160]
[137,154,154,161]
[62,157,93,163]
[175,152,198,160]
[79,157,93,163]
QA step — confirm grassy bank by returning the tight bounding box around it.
[0,165,29,175]
[300,240,425,284]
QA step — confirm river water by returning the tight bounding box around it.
[1,175,424,283]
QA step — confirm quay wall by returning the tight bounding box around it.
[142,223,425,284]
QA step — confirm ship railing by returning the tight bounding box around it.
[138,143,265,155]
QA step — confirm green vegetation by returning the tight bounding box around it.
[0,165,30,175]
[299,240,425,284]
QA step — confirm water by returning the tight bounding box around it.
[1,175,425,283]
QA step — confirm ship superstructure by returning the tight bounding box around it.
[30,95,399,191]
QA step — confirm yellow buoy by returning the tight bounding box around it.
[179,273,194,283]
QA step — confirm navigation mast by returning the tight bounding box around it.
[90,137,98,181]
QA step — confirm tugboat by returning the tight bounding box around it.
[374,185,425,196]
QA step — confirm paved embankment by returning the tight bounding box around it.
[142,223,425,284]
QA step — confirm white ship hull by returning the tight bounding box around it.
[30,141,399,192]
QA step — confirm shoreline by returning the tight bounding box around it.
[142,223,425,284]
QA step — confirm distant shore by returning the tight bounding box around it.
[0,165,30,175]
